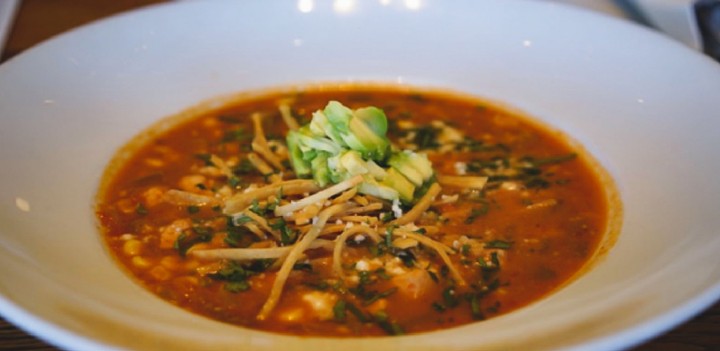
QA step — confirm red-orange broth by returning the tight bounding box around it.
[96,86,612,336]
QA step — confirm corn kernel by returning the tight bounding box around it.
[123,239,142,256]
[179,175,207,192]
[160,255,180,270]
[278,308,304,323]
[187,243,210,253]
[116,199,136,214]
[184,259,201,270]
[150,266,171,281]
[175,276,200,287]
[144,158,164,168]
[131,256,151,269]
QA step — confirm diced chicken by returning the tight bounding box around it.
[454,162,467,175]
[391,269,434,300]
[278,308,304,323]
[178,175,208,193]
[301,291,338,321]
[115,198,137,214]
[525,198,558,210]
[144,158,165,168]
[384,257,408,276]
[159,218,191,249]
[142,187,166,207]
[355,259,370,271]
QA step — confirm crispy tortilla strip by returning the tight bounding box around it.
[257,203,353,320]
[223,179,319,215]
[209,154,235,179]
[251,113,284,170]
[331,187,357,204]
[395,228,466,286]
[240,211,282,241]
[333,226,382,281]
[392,182,442,225]
[278,103,300,131]
[191,239,334,261]
[247,152,282,183]
[437,175,488,189]
[274,175,363,217]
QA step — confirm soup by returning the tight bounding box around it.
[96,85,614,336]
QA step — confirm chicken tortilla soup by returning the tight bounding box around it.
[96,85,618,336]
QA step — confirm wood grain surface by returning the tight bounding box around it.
[1,1,718,350]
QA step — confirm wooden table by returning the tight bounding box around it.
[1,1,719,350]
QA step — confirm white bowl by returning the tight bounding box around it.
[1,1,719,350]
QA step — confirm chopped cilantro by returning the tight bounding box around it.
[412,125,440,150]
[135,203,148,216]
[432,302,446,312]
[194,153,214,166]
[460,244,470,256]
[484,240,512,249]
[228,176,241,188]
[464,204,489,224]
[346,302,369,323]
[526,153,577,167]
[225,280,250,293]
[271,218,297,245]
[221,128,250,143]
[373,311,404,335]
[292,262,313,271]
[217,115,241,124]
[333,300,347,322]
[395,249,416,268]
[375,268,391,280]
[465,293,484,320]
[173,227,213,257]
[385,225,397,248]
[442,287,459,308]
[232,159,254,175]
[362,287,397,306]
[427,269,439,284]
[230,214,252,226]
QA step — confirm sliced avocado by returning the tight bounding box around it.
[387,151,434,186]
[340,150,369,176]
[310,152,331,187]
[382,167,416,203]
[388,152,424,186]
[406,151,433,180]
[295,129,343,155]
[287,101,436,198]
[338,125,371,154]
[358,177,399,201]
[347,116,390,161]
[310,110,346,146]
[286,130,311,178]
[326,154,348,183]
[365,159,387,180]
[354,106,388,136]
[324,101,353,133]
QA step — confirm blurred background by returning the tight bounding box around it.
[1,0,718,63]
